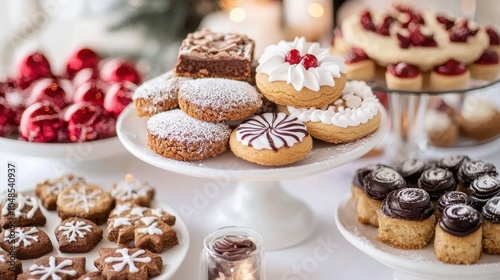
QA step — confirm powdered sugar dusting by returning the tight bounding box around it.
[179,78,262,110]
[147,109,231,143]
[133,71,189,102]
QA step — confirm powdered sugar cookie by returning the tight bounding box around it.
[256,37,347,108]
[147,109,231,161]
[281,80,381,144]
[230,112,312,166]
[178,78,262,122]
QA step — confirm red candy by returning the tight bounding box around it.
[388,62,420,78]
[20,102,62,142]
[0,98,16,137]
[301,54,318,70]
[285,49,302,65]
[18,52,52,86]
[474,49,500,65]
[100,59,141,85]
[104,82,136,118]
[64,103,105,142]
[29,79,68,109]
[66,48,100,78]
[434,59,467,76]
[73,82,106,107]
[345,48,369,64]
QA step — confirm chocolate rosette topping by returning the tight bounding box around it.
[469,175,500,210]
[438,154,470,178]
[381,188,434,221]
[439,204,482,237]
[397,158,430,184]
[212,236,257,261]
[482,197,500,223]
[352,163,391,189]
[437,191,473,213]
[363,167,407,200]
[457,159,497,189]
[417,168,456,200]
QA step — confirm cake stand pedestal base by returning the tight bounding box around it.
[210,181,315,251]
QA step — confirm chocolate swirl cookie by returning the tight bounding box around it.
[363,167,407,200]
[482,196,500,223]
[457,159,498,189]
[381,188,434,221]
[213,236,257,261]
[397,158,430,185]
[417,168,456,200]
[439,204,482,237]
[438,154,470,179]
[352,163,391,189]
[437,191,473,213]
[469,175,500,210]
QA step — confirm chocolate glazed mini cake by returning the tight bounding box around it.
[482,196,500,254]
[357,167,407,227]
[457,159,498,194]
[469,175,500,211]
[377,188,435,249]
[434,204,483,264]
[397,158,430,186]
[417,168,456,213]
[351,164,391,207]
[437,191,473,220]
[438,154,470,181]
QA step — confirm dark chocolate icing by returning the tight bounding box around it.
[482,197,500,223]
[469,175,500,211]
[417,167,456,200]
[381,188,434,220]
[352,163,391,189]
[397,158,430,184]
[363,167,407,200]
[439,204,482,237]
[212,235,256,261]
[457,159,497,189]
[438,154,470,176]
[437,191,473,213]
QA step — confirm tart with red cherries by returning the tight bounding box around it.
[468,49,500,81]
[344,48,375,82]
[385,62,422,91]
[430,59,470,91]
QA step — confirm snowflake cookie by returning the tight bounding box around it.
[17,256,86,280]
[111,174,155,207]
[0,251,23,280]
[55,217,103,253]
[94,247,162,280]
[107,203,178,253]
[56,184,113,225]
[0,226,53,260]
[0,192,46,229]
[35,173,86,210]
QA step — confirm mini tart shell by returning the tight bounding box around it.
[429,70,471,91]
[385,71,423,91]
[255,72,347,108]
[468,62,500,81]
[346,59,375,82]
[229,130,313,166]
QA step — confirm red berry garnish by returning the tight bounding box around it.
[100,58,141,85]
[20,102,62,142]
[449,20,478,43]
[18,52,52,86]
[486,26,500,45]
[360,11,376,32]
[474,49,500,65]
[387,62,420,78]
[66,48,100,79]
[73,82,106,107]
[104,82,136,118]
[0,97,16,137]
[434,59,467,75]
[29,79,68,109]
[285,49,302,65]
[344,48,368,64]
[301,54,318,70]
[376,16,393,36]
[397,33,412,49]
[436,14,455,30]
[64,103,106,142]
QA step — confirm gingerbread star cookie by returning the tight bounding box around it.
[111,175,155,207]
[17,256,86,280]
[55,217,103,253]
[35,173,86,210]
[94,247,162,280]
[0,227,53,260]
[0,192,46,229]
[0,251,23,280]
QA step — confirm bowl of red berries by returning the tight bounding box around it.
[0,48,141,159]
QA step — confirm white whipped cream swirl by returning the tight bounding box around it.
[287,81,380,128]
[256,37,346,91]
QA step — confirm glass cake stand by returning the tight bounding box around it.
[116,105,389,250]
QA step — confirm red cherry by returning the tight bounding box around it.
[18,52,52,86]
[474,49,500,65]
[285,49,302,65]
[387,62,420,78]
[436,14,455,30]
[64,103,106,142]
[100,59,141,85]
[104,82,136,118]
[486,26,500,45]
[449,20,478,43]
[73,82,106,107]
[20,102,62,142]
[0,97,17,137]
[360,10,376,31]
[397,33,412,49]
[66,48,100,78]
[434,59,467,76]
[29,79,68,109]
[301,54,318,70]
[377,16,393,36]
[344,48,368,64]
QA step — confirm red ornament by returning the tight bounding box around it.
[64,103,105,142]
[285,49,302,65]
[301,54,318,70]
[73,82,106,107]
[100,59,141,85]
[104,82,136,118]
[434,59,467,76]
[4,89,29,125]
[29,79,68,109]
[18,52,52,86]
[20,102,61,142]
[66,48,100,78]
[73,68,99,88]
[97,113,117,139]
[0,97,16,137]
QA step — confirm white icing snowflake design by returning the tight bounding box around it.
[112,203,132,216]
[58,220,92,242]
[47,175,85,195]
[112,217,132,228]
[29,256,77,280]
[151,208,165,217]
[0,193,39,218]
[137,217,162,235]
[4,227,39,247]
[130,207,147,217]
[61,187,102,213]
[112,180,150,201]
[105,248,152,273]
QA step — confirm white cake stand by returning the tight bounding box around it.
[117,105,388,250]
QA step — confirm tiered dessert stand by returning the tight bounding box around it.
[117,104,389,250]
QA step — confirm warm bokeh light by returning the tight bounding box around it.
[230,7,247,22]
[125,173,134,182]
[308,3,324,18]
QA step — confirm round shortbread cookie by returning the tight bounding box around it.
[147,109,231,161]
[230,113,312,166]
[178,78,262,122]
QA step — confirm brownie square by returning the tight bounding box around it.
[175,28,254,81]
